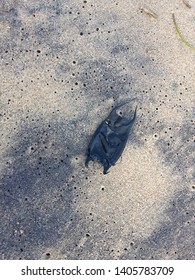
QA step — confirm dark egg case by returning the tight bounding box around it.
[85,102,137,174]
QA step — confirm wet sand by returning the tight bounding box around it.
[0,0,194,259]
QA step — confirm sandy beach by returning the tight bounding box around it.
[0,0,194,259]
